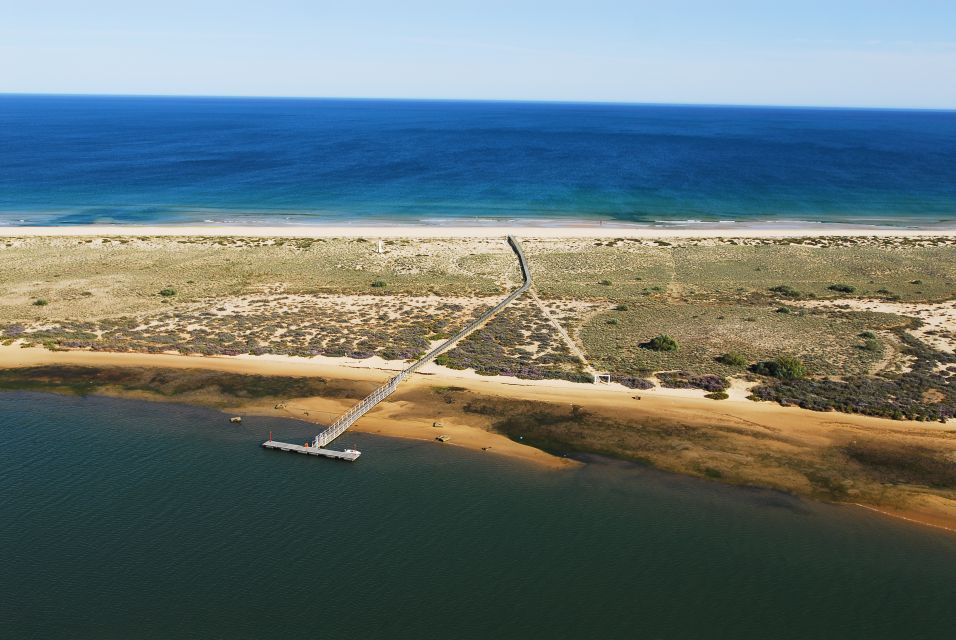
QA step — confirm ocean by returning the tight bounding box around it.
[2,392,955,639]
[1,95,955,228]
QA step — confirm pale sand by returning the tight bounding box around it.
[0,345,570,468]
[2,343,951,449]
[2,224,956,239]
[791,298,956,355]
[4,344,956,530]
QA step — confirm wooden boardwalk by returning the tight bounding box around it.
[261,440,361,461]
[303,235,532,450]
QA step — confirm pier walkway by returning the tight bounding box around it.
[312,235,531,447]
[264,236,532,456]
[262,439,361,461]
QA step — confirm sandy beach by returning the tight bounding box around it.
[3,342,944,434]
[0,344,573,467]
[2,223,956,239]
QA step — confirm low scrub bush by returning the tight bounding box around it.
[644,334,678,352]
[769,285,801,299]
[716,352,747,367]
[614,374,654,390]
[750,331,956,421]
[657,371,729,392]
[827,284,856,294]
[751,355,807,380]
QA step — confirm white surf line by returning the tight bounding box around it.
[849,503,956,534]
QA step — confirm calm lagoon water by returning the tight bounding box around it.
[2,391,955,639]
[1,95,955,227]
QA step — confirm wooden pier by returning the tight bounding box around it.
[261,439,361,461]
[264,235,532,458]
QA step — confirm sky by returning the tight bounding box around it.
[1,0,955,108]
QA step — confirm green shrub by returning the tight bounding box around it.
[32,299,48,306]
[749,332,955,421]
[716,352,747,367]
[370,280,387,288]
[775,306,791,314]
[859,331,876,339]
[705,391,729,400]
[768,285,801,299]
[658,371,728,392]
[158,288,176,297]
[605,318,619,325]
[613,304,628,311]
[645,334,678,352]
[752,355,807,380]
[861,338,881,352]
[827,284,856,293]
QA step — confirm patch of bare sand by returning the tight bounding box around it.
[793,298,956,354]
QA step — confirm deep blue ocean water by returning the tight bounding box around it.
[1,95,954,227]
[2,392,956,639]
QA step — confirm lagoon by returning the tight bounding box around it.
[2,391,955,639]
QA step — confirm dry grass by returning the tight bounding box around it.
[526,236,956,303]
[2,234,954,397]
[0,236,511,323]
[580,302,910,377]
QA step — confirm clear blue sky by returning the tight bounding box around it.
[2,0,954,108]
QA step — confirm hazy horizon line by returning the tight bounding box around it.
[2,91,954,113]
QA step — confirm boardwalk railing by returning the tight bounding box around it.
[314,235,531,447]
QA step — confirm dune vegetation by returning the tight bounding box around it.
[1,234,955,422]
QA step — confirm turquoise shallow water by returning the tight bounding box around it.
[1,95,955,227]
[2,391,955,639]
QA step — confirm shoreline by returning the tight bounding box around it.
[0,345,573,469]
[2,223,956,239]
[4,343,949,433]
[2,228,954,534]
[2,344,955,533]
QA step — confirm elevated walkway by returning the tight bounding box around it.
[262,439,361,461]
[264,235,533,456]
